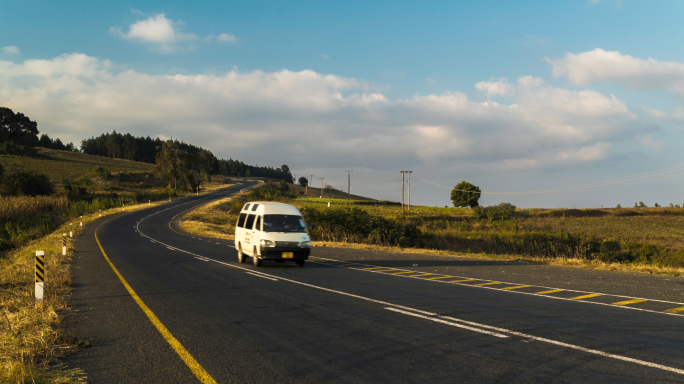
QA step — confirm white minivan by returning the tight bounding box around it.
[235,201,311,267]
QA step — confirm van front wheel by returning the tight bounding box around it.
[253,248,262,267]
[296,260,305,267]
[237,244,245,263]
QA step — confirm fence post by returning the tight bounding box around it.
[63,233,67,256]
[35,251,45,302]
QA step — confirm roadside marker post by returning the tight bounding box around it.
[69,223,73,238]
[149,200,151,205]
[62,234,67,256]
[35,251,45,302]
[80,216,83,227]
[99,209,101,217]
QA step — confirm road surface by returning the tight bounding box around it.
[65,183,684,383]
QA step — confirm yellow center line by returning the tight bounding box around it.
[449,279,477,283]
[536,289,564,294]
[665,307,684,313]
[571,294,602,300]
[95,228,217,384]
[376,269,398,273]
[429,276,454,280]
[474,282,503,286]
[407,274,433,277]
[503,285,531,290]
[362,267,385,270]
[613,299,647,306]
[390,271,415,275]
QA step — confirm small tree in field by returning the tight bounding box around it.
[451,181,481,208]
[298,176,308,187]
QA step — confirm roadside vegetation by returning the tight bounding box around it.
[181,181,684,276]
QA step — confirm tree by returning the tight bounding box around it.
[298,176,308,187]
[0,107,39,152]
[154,140,188,190]
[451,181,481,208]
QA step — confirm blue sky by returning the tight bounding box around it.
[2,0,684,207]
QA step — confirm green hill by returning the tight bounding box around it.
[0,148,153,183]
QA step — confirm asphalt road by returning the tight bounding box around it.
[65,183,684,383]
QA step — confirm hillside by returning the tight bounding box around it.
[0,148,154,184]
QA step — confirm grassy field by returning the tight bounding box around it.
[179,182,684,276]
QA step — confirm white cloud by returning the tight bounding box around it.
[111,13,235,53]
[644,106,684,121]
[2,45,20,55]
[475,78,515,98]
[548,48,684,97]
[0,53,649,181]
[217,33,236,44]
[637,135,665,151]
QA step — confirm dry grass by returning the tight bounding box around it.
[178,192,242,240]
[0,196,69,222]
[0,197,177,383]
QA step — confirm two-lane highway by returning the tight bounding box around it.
[66,184,684,383]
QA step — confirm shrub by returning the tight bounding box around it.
[300,207,420,247]
[2,172,54,196]
[94,166,111,181]
[473,203,516,222]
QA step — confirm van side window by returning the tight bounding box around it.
[254,216,261,231]
[243,203,251,211]
[237,213,247,228]
[245,214,256,230]
[251,204,259,211]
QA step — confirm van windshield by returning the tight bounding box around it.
[263,214,307,233]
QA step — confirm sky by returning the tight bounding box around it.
[2,0,684,208]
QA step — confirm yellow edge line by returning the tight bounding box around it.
[407,274,433,277]
[571,294,602,300]
[95,228,217,384]
[536,289,564,294]
[362,267,385,270]
[503,285,531,290]
[665,307,684,313]
[449,279,476,283]
[429,276,453,280]
[390,271,415,274]
[474,282,502,286]
[613,299,647,306]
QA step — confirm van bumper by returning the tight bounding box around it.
[259,247,310,260]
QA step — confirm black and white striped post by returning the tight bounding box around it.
[62,233,67,256]
[80,216,83,227]
[69,223,73,238]
[35,251,45,302]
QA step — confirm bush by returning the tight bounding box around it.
[94,166,111,181]
[473,203,516,222]
[2,172,54,196]
[301,207,421,247]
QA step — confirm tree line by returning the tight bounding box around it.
[0,107,294,183]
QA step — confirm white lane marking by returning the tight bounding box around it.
[310,257,684,316]
[246,272,278,281]
[194,257,209,262]
[131,209,684,376]
[438,315,684,375]
[385,307,508,338]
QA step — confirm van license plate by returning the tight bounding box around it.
[282,252,294,258]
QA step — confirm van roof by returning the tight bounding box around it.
[241,201,301,215]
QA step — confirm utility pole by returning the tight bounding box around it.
[309,174,314,196]
[319,178,325,198]
[400,171,405,211]
[345,170,353,200]
[407,171,412,211]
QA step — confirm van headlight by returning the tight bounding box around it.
[260,239,275,247]
[299,240,311,248]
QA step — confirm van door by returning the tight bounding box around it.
[244,214,256,251]
[236,212,247,249]
[253,215,261,254]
